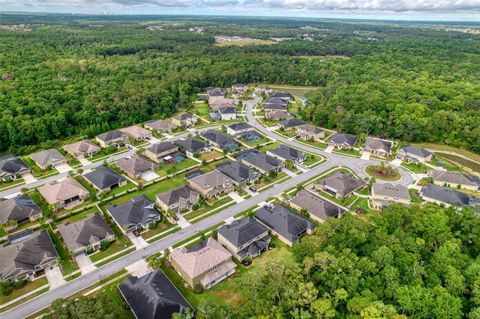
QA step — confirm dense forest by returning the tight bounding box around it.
[0,15,479,154]
[177,205,480,319]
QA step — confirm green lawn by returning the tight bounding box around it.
[0,277,49,304]
[257,142,281,152]
[333,148,361,157]
[303,153,323,166]
[409,189,423,204]
[256,172,289,191]
[89,146,128,162]
[193,101,210,117]
[47,226,79,275]
[156,159,199,176]
[314,189,358,207]
[140,220,175,240]
[297,138,327,150]
[55,207,100,226]
[184,197,235,221]
[74,175,97,196]
[0,178,25,191]
[365,165,401,181]
[107,180,136,197]
[401,162,429,174]
[0,225,6,237]
[278,129,297,138]
[30,190,54,219]
[21,156,58,178]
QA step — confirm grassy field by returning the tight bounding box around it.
[199,150,224,161]
[215,39,276,47]
[262,84,318,98]
[183,197,235,221]
[156,158,199,176]
[435,153,480,174]
[416,143,480,163]
[401,162,429,174]
[0,277,49,304]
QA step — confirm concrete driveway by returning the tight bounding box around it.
[176,214,191,229]
[23,173,37,184]
[282,168,297,177]
[75,254,96,275]
[390,158,403,167]
[125,259,151,277]
[45,265,67,290]
[361,151,371,160]
[55,164,73,173]
[128,233,149,250]
[325,145,334,153]
[228,192,245,203]
[79,158,91,166]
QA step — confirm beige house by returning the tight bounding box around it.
[38,177,89,211]
[144,119,176,133]
[188,171,234,199]
[95,130,128,148]
[63,140,101,159]
[144,142,179,163]
[429,170,479,192]
[172,113,197,127]
[169,238,236,289]
[120,125,152,141]
[296,124,325,141]
[116,155,159,180]
[155,185,199,213]
[209,97,236,111]
[371,183,411,209]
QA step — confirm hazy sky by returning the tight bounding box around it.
[1,0,480,21]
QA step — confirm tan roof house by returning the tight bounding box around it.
[169,238,236,289]
[144,142,179,163]
[144,119,176,133]
[95,130,128,148]
[316,171,366,199]
[296,124,325,141]
[155,185,199,213]
[265,110,293,121]
[188,171,234,199]
[63,140,101,159]
[116,155,159,180]
[120,125,152,141]
[30,149,66,170]
[429,170,480,192]
[371,183,411,209]
[363,137,393,157]
[290,190,344,223]
[38,177,89,211]
[172,113,197,127]
[208,97,236,111]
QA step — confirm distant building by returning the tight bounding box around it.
[120,125,152,141]
[277,118,306,130]
[175,138,210,157]
[265,110,293,121]
[254,85,273,96]
[107,195,161,234]
[116,155,158,180]
[266,145,307,164]
[363,137,393,157]
[226,122,254,136]
[218,107,237,121]
[155,185,199,213]
[327,133,358,150]
[296,124,325,141]
[236,149,283,175]
[83,165,127,193]
[420,183,480,208]
[0,195,42,225]
[172,113,197,127]
[201,130,239,151]
[371,183,411,209]
[231,83,248,93]
[144,119,176,133]
[216,161,260,185]
[144,142,179,163]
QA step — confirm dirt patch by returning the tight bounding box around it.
[210,289,244,307]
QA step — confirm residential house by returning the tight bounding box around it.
[144,142,179,163]
[371,183,411,209]
[217,217,270,261]
[119,269,193,319]
[218,107,237,121]
[420,184,480,208]
[226,122,254,136]
[95,130,128,148]
[188,171,234,198]
[429,170,480,191]
[254,85,273,96]
[0,230,58,281]
[270,91,293,101]
[201,130,239,151]
[296,124,325,141]
[255,204,316,247]
[0,195,42,225]
[38,178,89,211]
[155,185,199,213]
[116,155,159,180]
[57,213,115,254]
[144,119,177,133]
[316,171,366,199]
[63,140,101,159]
[263,102,287,111]
[290,190,344,223]
[206,87,226,97]
[209,97,236,112]
[396,145,433,163]
[267,145,307,164]
[169,238,236,289]
[174,138,210,157]
[83,165,127,193]
[216,161,260,185]
[231,83,248,93]
[0,155,29,181]
[364,137,393,157]
[265,110,293,121]
[236,149,283,175]
[172,113,197,127]
[120,125,152,142]
[327,133,359,150]
[107,195,161,234]
[30,149,66,170]
[278,118,306,131]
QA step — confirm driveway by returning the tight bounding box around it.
[176,214,191,229]
[125,259,151,277]
[361,151,371,160]
[228,192,245,203]
[128,233,149,250]
[325,145,334,153]
[79,158,91,166]
[390,158,403,167]
[55,163,73,173]
[282,168,297,177]
[23,173,37,184]
[45,265,67,290]
[140,171,159,181]
[75,254,96,275]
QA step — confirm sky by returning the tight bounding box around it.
[1,0,480,21]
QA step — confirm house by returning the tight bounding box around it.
[120,125,152,141]
[216,161,260,185]
[116,155,158,180]
[218,107,237,121]
[254,204,316,246]
[169,238,236,289]
[263,102,287,111]
[231,83,248,93]
[267,145,307,164]
[296,124,325,141]
[83,165,127,193]
[0,230,58,281]
[206,87,226,97]
[0,195,42,225]
[209,97,236,112]
[144,119,177,133]
[218,217,270,261]
[174,138,210,157]
[265,110,293,121]
[226,122,254,136]
[364,137,393,157]
[270,91,293,101]
[30,149,66,170]
[107,195,161,234]
[0,155,29,181]
[38,178,89,211]
[172,113,197,127]
[155,185,199,213]
[95,130,128,148]
[144,142,179,163]
[188,171,234,198]
[429,170,480,191]
[119,269,193,319]
[396,145,433,163]
[57,213,115,254]
[63,140,101,159]
[316,171,366,199]
[235,149,283,175]
[371,183,411,209]
[267,97,289,106]
[290,190,344,223]
[278,118,306,130]
[254,85,273,96]
[420,184,480,208]
[201,130,239,151]
[327,133,359,150]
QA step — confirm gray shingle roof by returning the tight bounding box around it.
[96,130,126,142]
[400,145,433,158]
[147,142,178,155]
[218,217,267,247]
[429,170,480,188]
[227,122,253,132]
[290,190,344,221]
[218,107,236,115]
[329,133,358,147]
[30,149,65,168]
[156,185,198,206]
[0,155,29,176]
[373,183,410,201]
[365,137,392,153]
[421,183,479,207]
[235,149,282,173]
[116,155,157,177]
[0,195,42,224]
[267,145,307,162]
[278,118,306,129]
[107,195,160,230]
[201,131,239,150]
[119,269,193,319]
[317,171,365,196]
[270,92,293,100]
[144,120,175,131]
[216,161,259,184]
[83,165,126,191]
[264,103,287,110]
[174,138,207,154]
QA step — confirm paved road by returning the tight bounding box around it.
[246,104,414,187]
[0,158,335,319]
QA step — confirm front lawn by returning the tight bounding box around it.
[303,153,323,166]
[409,189,423,204]
[21,156,58,178]
[140,220,175,240]
[0,277,49,304]
[55,207,99,226]
[333,148,361,157]
[365,164,401,181]
[156,158,199,176]
[88,146,128,162]
[47,226,79,275]
[256,172,289,191]
[183,197,235,221]
[0,177,25,191]
[401,162,429,174]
